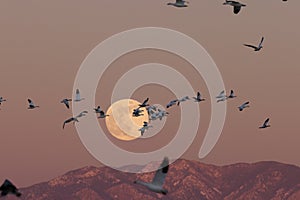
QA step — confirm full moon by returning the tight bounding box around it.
[105,99,149,141]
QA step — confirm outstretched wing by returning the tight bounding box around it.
[142,98,149,105]
[65,101,70,109]
[152,157,169,186]
[243,44,257,49]
[28,99,33,106]
[217,90,225,98]
[242,101,249,107]
[259,37,264,47]
[263,118,270,126]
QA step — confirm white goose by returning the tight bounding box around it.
[227,90,237,99]
[133,107,144,117]
[27,99,39,109]
[138,98,150,108]
[63,111,88,129]
[193,92,205,102]
[216,90,227,103]
[244,37,264,51]
[166,100,178,108]
[238,101,250,111]
[259,118,270,129]
[134,157,169,195]
[138,121,152,136]
[61,98,72,109]
[156,109,169,120]
[177,96,190,106]
[167,0,189,7]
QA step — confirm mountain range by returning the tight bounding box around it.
[5,159,300,200]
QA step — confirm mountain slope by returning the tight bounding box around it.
[6,159,300,200]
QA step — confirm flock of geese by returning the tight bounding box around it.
[0,0,288,198]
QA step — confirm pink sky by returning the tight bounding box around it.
[0,0,299,187]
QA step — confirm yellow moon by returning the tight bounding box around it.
[105,99,149,141]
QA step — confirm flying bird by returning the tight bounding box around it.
[244,37,264,51]
[138,121,152,136]
[0,97,7,105]
[227,90,237,99]
[193,92,205,102]
[133,107,144,117]
[238,101,250,111]
[98,110,109,119]
[259,118,270,129]
[63,111,88,129]
[74,89,84,102]
[60,98,72,109]
[62,117,79,129]
[146,105,157,114]
[166,100,178,108]
[216,90,227,103]
[177,96,190,106]
[138,98,150,108]
[223,0,246,14]
[0,179,21,197]
[149,112,159,121]
[156,109,169,120]
[134,157,169,195]
[167,0,189,7]
[216,90,226,99]
[27,99,39,109]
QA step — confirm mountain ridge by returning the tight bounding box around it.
[6,159,300,200]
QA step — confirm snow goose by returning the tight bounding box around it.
[244,37,264,51]
[134,157,169,195]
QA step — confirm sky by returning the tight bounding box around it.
[0,0,300,187]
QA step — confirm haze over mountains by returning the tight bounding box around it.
[6,159,300,200]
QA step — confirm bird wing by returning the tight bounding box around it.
[217,90,225,98]
[63,118,73,129]
[75,89,80,100]
[263,118,270,126]
[259,37,264,47]
[243,101,250,106]
[233,6,241,14]
[65,101,70,109]
[63,122,66,129]
[28,99,35,107]
[243,44,257,49]
[142,98,149,105]
[152,157,169,186]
